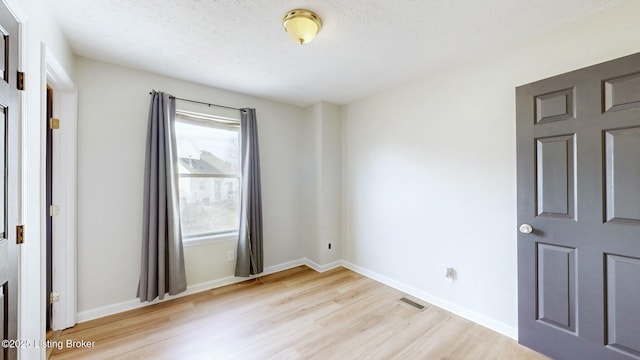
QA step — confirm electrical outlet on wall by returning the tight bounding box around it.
[445,267,457,282]
[227,250,235,262]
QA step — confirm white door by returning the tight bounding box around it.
[0,4,20,360]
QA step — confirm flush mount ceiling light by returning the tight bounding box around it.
[282,9,322,45]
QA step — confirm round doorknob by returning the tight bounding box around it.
[519,224,533,234]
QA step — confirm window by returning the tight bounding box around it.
[175,110,240,238]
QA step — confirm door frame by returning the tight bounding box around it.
[43,44,77,331]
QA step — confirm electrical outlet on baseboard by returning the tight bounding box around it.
[227,250,235,262]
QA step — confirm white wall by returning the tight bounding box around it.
[301,102,343,266]
[17,0,75,71]
[300,105,320,263]
[342,1,640,338]
[75,57,307,316]
[318,102,342,265]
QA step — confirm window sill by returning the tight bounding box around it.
[183,232,238,247]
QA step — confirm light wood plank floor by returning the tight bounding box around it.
[50,266,549,359]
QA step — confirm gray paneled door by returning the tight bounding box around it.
[0,4,19,360]
[517,53,640,360]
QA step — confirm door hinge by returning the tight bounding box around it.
[50,204,60,216]
[49,118,60,130]
[16,225,24,244]
[50,292,60,304]
[17,71,25,91]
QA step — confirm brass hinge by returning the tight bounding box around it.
[50,292,60,304]
[16,225,24,244]
[49,118,60,130]
[17,71,24,91]
[49,204,60,216]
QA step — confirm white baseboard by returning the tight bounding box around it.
[303,258,342,273]
[77,258,318,323]
[341,261,518,340]
[77,258,518,341]
[77,275,234,323]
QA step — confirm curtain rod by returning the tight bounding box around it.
[149,91,243,112]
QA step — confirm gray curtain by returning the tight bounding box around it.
[235,108,264,276]
[137,91,187,301]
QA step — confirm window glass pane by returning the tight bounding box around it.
[175,115,241,237]
[179,177,239,236]
[175,120,239,175]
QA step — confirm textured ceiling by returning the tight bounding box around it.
[51,0,628,106]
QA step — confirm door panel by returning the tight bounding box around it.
[535,88,575,124]
[536,243,576,333]
[605,254,640,358]
[517,52,640,360]
[603,72,640,113]
[0,30,6,82]
[604,127,640,224]
[0,106,4,237]
[536,135,575,218]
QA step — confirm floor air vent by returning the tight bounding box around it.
[399,297,426,310]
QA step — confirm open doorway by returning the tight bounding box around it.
[46,85,53,331]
